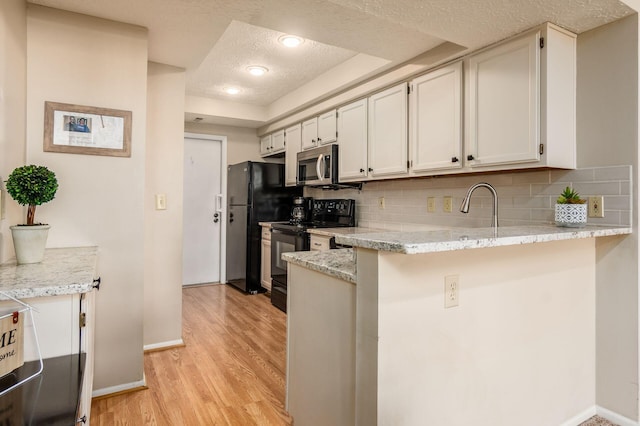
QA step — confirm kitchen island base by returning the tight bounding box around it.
[356,238,596,426]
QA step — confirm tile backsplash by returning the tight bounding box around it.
[305,166,633,231]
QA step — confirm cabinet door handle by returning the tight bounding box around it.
[451,157,459,163]
[317,137,322,143]
[368,167,373,172]
[467,155,475,161]
[313,242,322,246]
[359,168,365,173]
[312,139,316,143]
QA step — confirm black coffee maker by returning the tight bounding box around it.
[290,197,312,225]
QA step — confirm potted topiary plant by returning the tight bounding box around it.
[5,165,58,264]
[555,186,587,228]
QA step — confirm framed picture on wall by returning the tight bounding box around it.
[43,101,132,157]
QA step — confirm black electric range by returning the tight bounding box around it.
[270,199,355,312]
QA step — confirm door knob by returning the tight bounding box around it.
[214,213,219,223]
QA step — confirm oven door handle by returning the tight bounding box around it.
[316,154,325,182]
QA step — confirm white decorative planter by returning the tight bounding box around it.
[10,225,50,264]
[555,204,587,228]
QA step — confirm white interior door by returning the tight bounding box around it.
[183,136,223,285]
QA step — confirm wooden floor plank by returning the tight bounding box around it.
[91,284,292,425]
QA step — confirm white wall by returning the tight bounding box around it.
[184,122,264,165]
[357,238,596,425]
[26,5,148,392]
[0,0,27,263]
[144,62,185,348]
[576,14,639,420]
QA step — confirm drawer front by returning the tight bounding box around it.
[310,235,331,251]
[262,228,271,240]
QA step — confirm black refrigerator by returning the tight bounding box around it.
[226,161,302,293]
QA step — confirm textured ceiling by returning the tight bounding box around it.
[27,0,636,119]
[186,21,360,106]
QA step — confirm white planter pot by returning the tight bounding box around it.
[10,225,50,264]
[555,204,587,228]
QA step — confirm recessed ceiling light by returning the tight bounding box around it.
[247,66,269,76]
[225,87,240,95]
[278,35,303,48]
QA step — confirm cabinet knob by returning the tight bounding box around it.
[317,137,322,143]
[360,168,365,173]
[451,157,459,163]
[467,155,475,161]
[368,168,373,172]
[312,139,316,143]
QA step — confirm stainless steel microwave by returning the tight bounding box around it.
[297,144,339,186]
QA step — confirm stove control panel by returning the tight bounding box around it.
[311,199,355,226]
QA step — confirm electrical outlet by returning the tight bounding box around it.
[444,275,459,308]
[588,196,604,218]
[378,197,385,209]
[443,196,453,213]
[427,197,436,212]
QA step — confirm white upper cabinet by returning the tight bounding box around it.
[338,99,368,182]
[260,135,272,156]
[301,109,337,150]
[465,23,576,171]
[301,118,318,151]
[260,130,286,157]
[285,123,302,186]
[317,110,337,145]
[368,82,409,178]
[410,62,462,175]
[272,129,286,153]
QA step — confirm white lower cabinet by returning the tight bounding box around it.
[261,226,272,291]
[410,62,463,175]
[465,22,576,171]
[310,234,331,251]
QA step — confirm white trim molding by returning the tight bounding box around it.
[92,375,147,398]
[143,338,185,352]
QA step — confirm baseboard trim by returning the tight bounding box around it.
[560,407,597,426]
[597,405,639,426]
[92,375,147,399]
[143,338,185,353]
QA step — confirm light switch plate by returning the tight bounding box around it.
[155,194,167,210]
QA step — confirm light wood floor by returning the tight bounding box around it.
[91,284,292,425]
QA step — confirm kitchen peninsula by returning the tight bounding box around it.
[283,225,631,426]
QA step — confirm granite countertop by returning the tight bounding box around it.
[282,249,356,283]
[307,226,385,237]
[335,225,632,255]
[0,247,98,300]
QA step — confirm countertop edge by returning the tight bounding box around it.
[282,249,356,284]
[0,246,98,300]
[334,226,632,254]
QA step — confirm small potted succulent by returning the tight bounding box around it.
[555,186,587,228]
[5,165,58,264]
